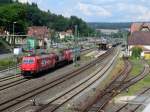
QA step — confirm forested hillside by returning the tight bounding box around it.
[0,0,94,36]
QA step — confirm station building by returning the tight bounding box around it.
[128,23,150,59]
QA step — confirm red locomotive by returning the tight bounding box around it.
[20,49,80,77]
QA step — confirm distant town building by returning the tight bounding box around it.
[128,23,150,59]
[27,26,50,47]
[59,29,73,39]
[96,29,119,35]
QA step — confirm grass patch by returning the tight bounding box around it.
[120,73,150,96]
[0,57,17,70]
[110,58,124,78]
[129,58,144,76]
[81,55,94,61]
[146,60,150,65]
[118,59,150,96]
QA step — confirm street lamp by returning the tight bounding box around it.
[12,21,17,75]
[13,21,17,48]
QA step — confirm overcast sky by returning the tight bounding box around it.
[18,0,150,22]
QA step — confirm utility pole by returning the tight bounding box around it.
[12,22,17,74]
[73,25,78,67]
[13,22,16,48]
[124,31,128,53]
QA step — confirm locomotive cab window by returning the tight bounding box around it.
[23,59,34,64]
[23,60,28,64]
[29,60,34,64]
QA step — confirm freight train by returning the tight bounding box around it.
[20,48,80,77]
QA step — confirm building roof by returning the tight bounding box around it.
[128,31,150,45]
[28,26,49,39]
[130,23,150,33]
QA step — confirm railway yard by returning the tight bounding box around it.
[0,46,149,112]
[1,1,150,111]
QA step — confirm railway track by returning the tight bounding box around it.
[86,58,132,112]
[0,74,19,82]
[0,48,115,112]
[88,59,149,112]
[119,60,149,92]
[0,78,28,91]
[0,48,94,91]
[115,88,150,112]
[0,48,92,75]
[0,48,92,77]
[13,46,119,112]
[112,60,150,112]
[0,65,19,74]
[0,74,25,91]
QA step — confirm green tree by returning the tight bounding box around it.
[0,3,28,34]
[131,47,142,59]
[0,0,13,4]
[0,1,94,36]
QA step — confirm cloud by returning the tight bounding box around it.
[60,9,74,17]
[117,3,150,21]
[18,0,40,4]
[78,2,112,17]
[78,2,92,16]
[18,0,29,3]
[17,0,150,22]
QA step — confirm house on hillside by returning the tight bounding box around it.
[28,26,50,47]
[59,29,73,39]
[128,23,150,59]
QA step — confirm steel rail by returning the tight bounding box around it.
[0,48,115,112]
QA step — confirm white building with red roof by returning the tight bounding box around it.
[59,29,73,39]
[128,23,150,59]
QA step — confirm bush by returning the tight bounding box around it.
[131,47,142,59]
